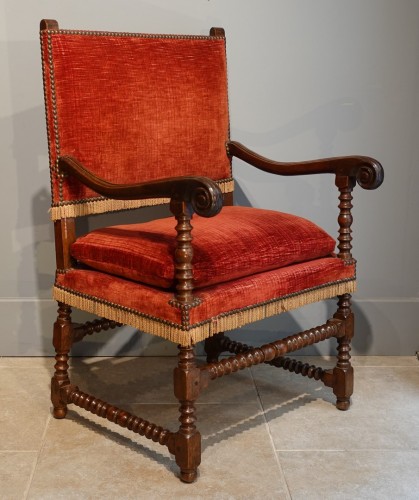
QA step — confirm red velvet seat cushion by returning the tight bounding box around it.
[71,206,336,289]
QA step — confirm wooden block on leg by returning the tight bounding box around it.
[173,345,202,482]
[51,302,73,418]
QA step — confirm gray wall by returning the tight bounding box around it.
[1,0,418,356]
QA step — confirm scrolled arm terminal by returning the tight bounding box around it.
[355,162,384,190]
[227,141,384,190]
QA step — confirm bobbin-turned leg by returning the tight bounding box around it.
[333,293,354,411]
[173,345,201,483]
[51,302,73,419]
[204,332,226,363]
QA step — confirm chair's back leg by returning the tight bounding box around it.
[204,332,226,362]
[51,302,73,418]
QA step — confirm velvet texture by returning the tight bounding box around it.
[41,31,231,206]
[71,206,337,289]
[55,257,355,329]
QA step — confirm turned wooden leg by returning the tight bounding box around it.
[51,302,73,419]
[173,345,201,483]
[333,294,354,411]
[204,332,226,363]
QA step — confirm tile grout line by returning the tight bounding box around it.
[249,367,293,500]
[273,448,419,452]
[23,413,52,499]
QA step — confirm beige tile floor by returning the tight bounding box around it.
[1,355,418,499]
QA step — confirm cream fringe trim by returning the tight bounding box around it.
[53,279,356,346]
[50,179,235,220]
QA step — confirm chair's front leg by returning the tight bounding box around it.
[173,345,201,483]
[333,293,354,411]
[51,302,73,418]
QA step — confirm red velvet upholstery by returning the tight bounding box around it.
[41,31,231,207]
[71,206,337,289]
[56,257,355,329]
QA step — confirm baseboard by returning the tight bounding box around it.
[0,298,417,356]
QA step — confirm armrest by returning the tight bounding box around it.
[227,141,384,190]
[58,156,223,217]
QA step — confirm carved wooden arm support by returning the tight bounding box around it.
[228,140,384,264]
[58,156,223,218]
[227,141,384,190]
[59,155,223,307]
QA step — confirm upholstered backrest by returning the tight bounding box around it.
[40,23,232,219]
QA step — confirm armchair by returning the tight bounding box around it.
[39,19,383,483]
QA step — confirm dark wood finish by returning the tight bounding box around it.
[204,332,226,362]
[223,190,234,206]
[40,19,59,30]
[336,176,356,263]
[59,156,223,218]
[208,334,250,357]
[54,218,76,270]
[63,385,172,445]
[204,333,328,382]
[209,27,225,37]
[201,320,344,380]
[72,318,122,343]
[227,141,384,190]
[172,345,201,483]
[51,303,72,419]
[266,356,325,380]
[169,200,198,308]
[332,293,354,410]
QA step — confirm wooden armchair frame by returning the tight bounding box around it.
[52,142,382,482]
[41,19,383,483]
